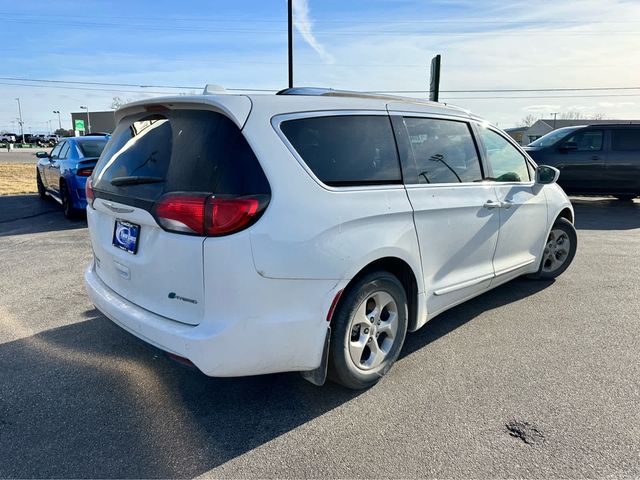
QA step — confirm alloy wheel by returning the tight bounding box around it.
[542,228,571,273]
[348,291,399,370]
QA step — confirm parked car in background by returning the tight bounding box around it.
[84,88,577,390]
[0,133,16,143]
[525,124,640,200]
[36,135,109,218]
[33,134,58,147]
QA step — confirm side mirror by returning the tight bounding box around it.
[35,152,50,159]
[559,141,578,151]
[536,165,560,185]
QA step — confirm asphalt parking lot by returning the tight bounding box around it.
[0,149,40,163]
[1,194,639,478]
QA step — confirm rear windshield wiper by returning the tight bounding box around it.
[110,176,165,186]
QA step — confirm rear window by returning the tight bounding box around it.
[92,110,269,203]
[280,115,402,187]
[77,139,107,158]
[612,129,640,151]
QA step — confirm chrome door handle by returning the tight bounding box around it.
[483,200,501,209]
[502,200,514,209]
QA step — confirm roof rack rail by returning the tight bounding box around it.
[276,87,419,102]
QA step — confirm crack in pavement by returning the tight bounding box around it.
[506,420,545,445]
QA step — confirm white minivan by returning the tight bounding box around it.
[84,88,576,389]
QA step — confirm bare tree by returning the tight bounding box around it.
[560,111,585,120]
[518,114,538,127]
[559,111,606,121]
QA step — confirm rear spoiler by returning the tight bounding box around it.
[114,95,253,129]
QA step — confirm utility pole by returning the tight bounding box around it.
[15,98,24,143]
[288,0,293,89]
[80,105,91,133]
[53,110,62,130]
[550,112,559,130]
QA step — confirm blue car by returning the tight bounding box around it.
[36,135,109,218]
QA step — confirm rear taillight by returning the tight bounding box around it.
[155,195,207,234]
[206,198,259,235]
[77,167,93,177]
[86,177,95,208]
[155,194,262,236]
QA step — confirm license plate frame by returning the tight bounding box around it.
[112,219,140,254]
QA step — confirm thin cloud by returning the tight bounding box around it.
[524,104,562,112]
[292,0,335,64]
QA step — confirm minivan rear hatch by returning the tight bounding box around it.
[88,105,270,325]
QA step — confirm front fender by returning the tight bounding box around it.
[544,183,574,226]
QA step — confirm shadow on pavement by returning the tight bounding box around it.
[0,279,556,478]
[401,278,554,359]
[0,312,360,479]
[0,194,86,237]
[571,196,640,231]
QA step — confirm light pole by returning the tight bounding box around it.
[53,110,62,130]
[48,120,53,135]
[550,112,559,130]
[288,0,293,89]
[80,105,91,134]
[15,98,24,143]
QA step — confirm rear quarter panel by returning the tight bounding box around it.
[242,105,423,290]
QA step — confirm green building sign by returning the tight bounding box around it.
[74,119,85,131]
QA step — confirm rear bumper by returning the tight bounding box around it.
[85,263,337,377]
[69,175,88,210]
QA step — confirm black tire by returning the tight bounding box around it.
[528,217,577,280]
[60,182,77,219]
[328,271,408,390]
[36,169,47,199]
[614,194,637,201]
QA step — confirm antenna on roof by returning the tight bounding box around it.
[203,84,227,95]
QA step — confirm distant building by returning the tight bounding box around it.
[70,111,116,134]
[504,127,527,145]
[508,119,640,146]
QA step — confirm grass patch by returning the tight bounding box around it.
[0,164,37,195]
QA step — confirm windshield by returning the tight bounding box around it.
[528,126,584,148]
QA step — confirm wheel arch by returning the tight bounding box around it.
[557,206,574,224]
[338,256,421,332]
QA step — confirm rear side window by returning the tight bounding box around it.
[402,117,482,184]
[612,129,640,151]
[92,110,270,203]
[280,115,401,187]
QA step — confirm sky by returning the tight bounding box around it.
[0,0,639,133]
